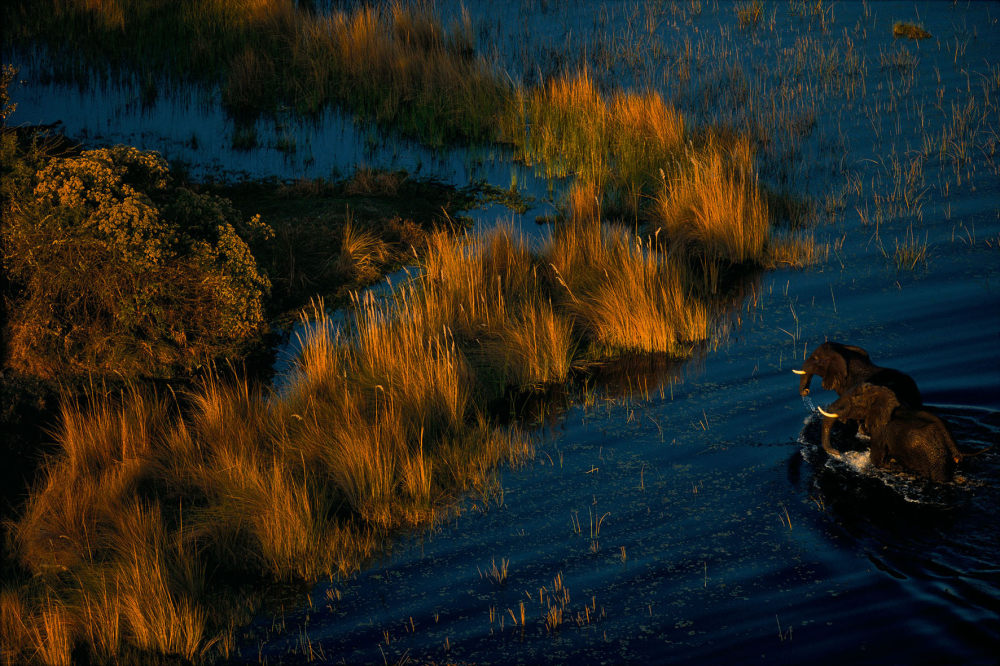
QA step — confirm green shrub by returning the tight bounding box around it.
[1,141,271,378]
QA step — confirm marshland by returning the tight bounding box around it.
[1,1,998,664]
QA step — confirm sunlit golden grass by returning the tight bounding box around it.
[490,299,576,388]
[5,359,532,662]
[548,220,709,355]
[509,70,687,221]
[651,139,770,265]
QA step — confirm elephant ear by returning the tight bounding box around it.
[858,384,898,431]
[821,350,848,393]
[843,344,870,361]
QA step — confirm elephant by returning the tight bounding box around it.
[793,341,923,443]
[792,341,923,407]
[818,383,962,483]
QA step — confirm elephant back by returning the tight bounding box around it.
[864,367,922,408]
[884,410,956,482]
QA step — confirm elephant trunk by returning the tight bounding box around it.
[792,368,811,395]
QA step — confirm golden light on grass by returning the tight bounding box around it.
[548,220,710,355]
[0,3,824,661]
[511,69,688,221]
[893,22,932,40]
[652,140,770,266]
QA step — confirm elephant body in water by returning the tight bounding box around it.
[820,383,962,483]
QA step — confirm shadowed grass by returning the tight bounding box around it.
[4,0,508,147]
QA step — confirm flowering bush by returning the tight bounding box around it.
[2,142,271,378]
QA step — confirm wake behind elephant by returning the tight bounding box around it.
[819,383,962,483]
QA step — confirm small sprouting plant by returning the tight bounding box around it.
[478,557,510,585]
[892,227,930,270]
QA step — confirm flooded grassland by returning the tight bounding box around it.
[2,1,998,664]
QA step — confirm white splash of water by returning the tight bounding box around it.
[837,450,871,474]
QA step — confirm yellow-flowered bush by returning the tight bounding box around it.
[2,142,271,378]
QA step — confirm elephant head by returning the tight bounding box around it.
[820,383,898,435]
[793,341,872,396]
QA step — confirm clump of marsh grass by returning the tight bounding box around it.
[890,226,930,270]
[736,1,764,30]
[893,22,931,41]
[651,138,769,266]
[547,219,710,355]
[504,70,812,274]
[504,69,686,222]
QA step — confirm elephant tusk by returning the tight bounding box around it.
[791,369,806,375]
[817,406,839,418]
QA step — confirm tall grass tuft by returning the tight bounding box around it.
[548,220,710,355]
[651,139,770,266]
[508,70,687,221]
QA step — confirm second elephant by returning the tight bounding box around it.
[819,383,962,483]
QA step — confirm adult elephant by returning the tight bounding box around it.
[818,384,962,483]
[792,341,923,407]
[793,341,923,446]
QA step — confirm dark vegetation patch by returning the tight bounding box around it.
[210,171,481,324]
[893,22,932,41]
